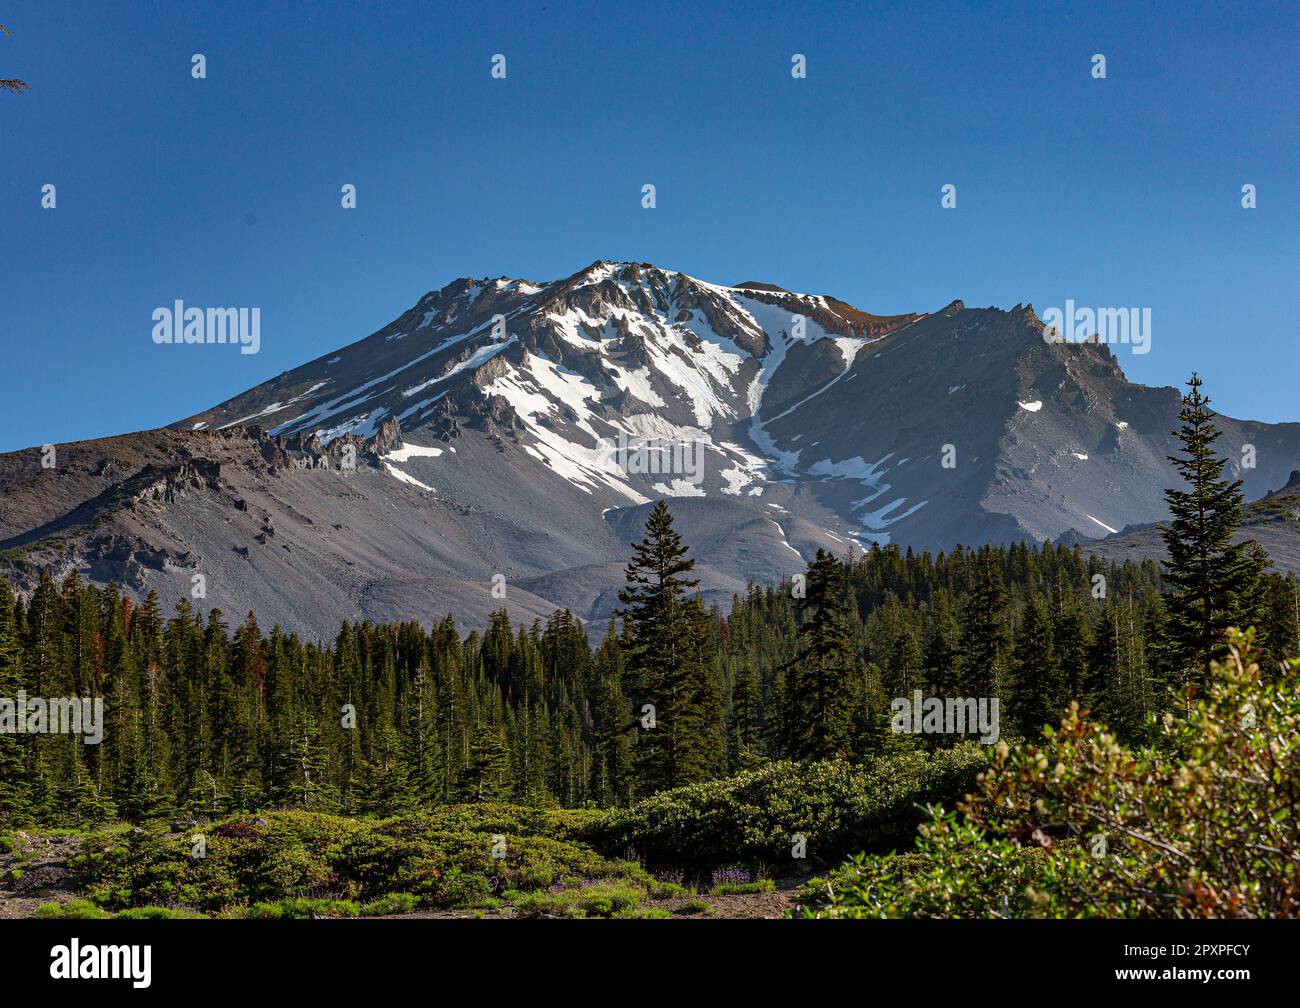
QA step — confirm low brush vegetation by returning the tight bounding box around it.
[68,804,652,916]
[795,629,1300,919]
[37,749,991,917]
[583,745,988,865]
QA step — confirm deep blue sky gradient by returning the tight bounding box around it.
[1,0,1295,452]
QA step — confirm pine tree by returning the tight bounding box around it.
[672,597,725,781]
[726,657,759,770]
[784,549,859,759]
[1052,580,1094,703]
[461,724,512,802]
[1,22,30,94]
[958,546,1011,698]
[1159,374,1267,685]
[357,726,419,815]
[0,580,32,829]
[922,590,962,693]
[618,501,720,795]
[1012,596,1063,738]
[592,624,632,805]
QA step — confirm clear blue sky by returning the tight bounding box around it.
[1,0,1295,452]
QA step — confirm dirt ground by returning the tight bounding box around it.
[0,833,87,919]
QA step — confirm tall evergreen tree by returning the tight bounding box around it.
[726,657,760,770]
[0,580,31,829]
[784,549,859,759]
[617,501,721,795]
[958,546,1011,698]
[1052,580,1094,703]
[922,590,962,693]
[461,723,512,802]
[1012,596,1063,738]
[1158,374,1266,684]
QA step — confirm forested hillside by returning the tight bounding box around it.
[2,377,1297,919]
[2,525,1295,828]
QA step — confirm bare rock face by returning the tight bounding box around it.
[2,260,1297,640]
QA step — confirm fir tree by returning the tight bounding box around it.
[357,726,419,815]
[618,501,721,795]
[922,590,962,693]
[785,549,859,759]
[1159,374,1267,684]
[0,581,31,829]
[727,657,760,770]
[592,624,632,805]
[462,724,513,802]
[1012,596,1063,738]
[958,546,1011,698]
[1052,581,1094,703]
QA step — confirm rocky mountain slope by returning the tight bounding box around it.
[2,261,1297,639]
[1075,468,1300,574]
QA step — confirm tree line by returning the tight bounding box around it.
[1,374,1294,828]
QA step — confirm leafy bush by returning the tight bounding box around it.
[243,898,359,919]
[613,906,670,919]
[360,892,420,915]
[710,879,775,896]
[575,883,642,916]
[506,882,644,918]
[504,888,567,916]
[584,746,988,864]
[36,899,110,919]
[797,629,1300,918]
[114,906,207,919]
[76,804,651,914]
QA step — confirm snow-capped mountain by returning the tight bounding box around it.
[179,261,931,540]
[3,260,1298,639]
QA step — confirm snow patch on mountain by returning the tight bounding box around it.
[402,338,515,398]
[483,352,648,503]
[384,443,444,462]
[1086,513,1119,534]
[651,479,706,498]
[383,462,435,492]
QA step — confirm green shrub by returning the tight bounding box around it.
[677,898,712,915]
[243,898,359,919]
[36,899,110,919]
[517,863,554,890]
[575,883,641,917]
[76,805,650,915]
[506,882,644,918]
[360,892,420,915]
[710,878,774,896]
[584,746,988,865]
[613,906,670,919]
[114,906,207,919]
[506,888,568,916]
[795,630,1300,919]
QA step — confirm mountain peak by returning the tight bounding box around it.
[733,280,789,293]
[12,258,1299,642]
